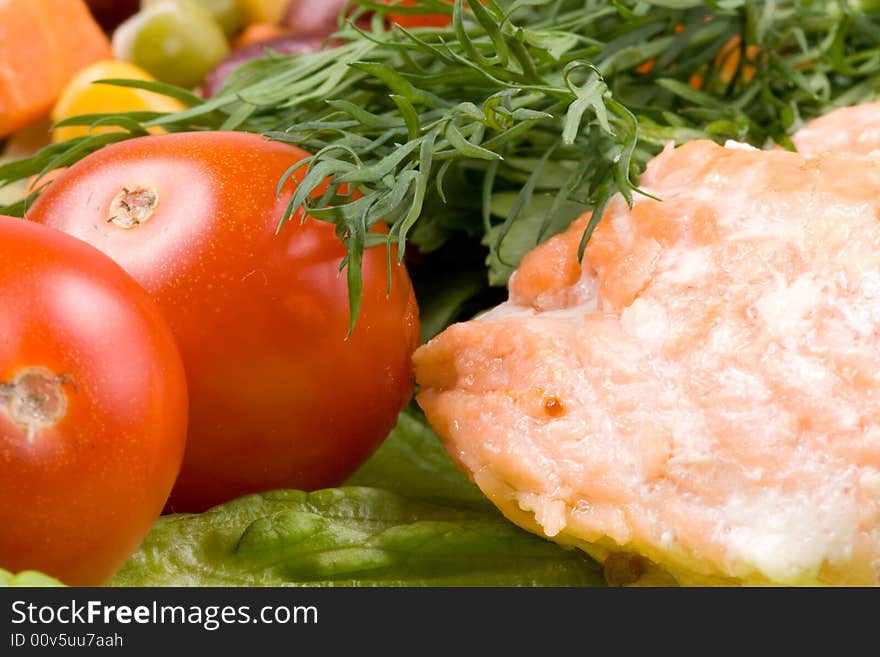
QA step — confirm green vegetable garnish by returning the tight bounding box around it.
[0,568,66,587]
[345,408,490,507]
[111,486,603,586]
[110,410,602,586]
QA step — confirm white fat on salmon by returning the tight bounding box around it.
[414,139,880,586]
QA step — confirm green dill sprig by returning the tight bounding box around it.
[2,0,880,330]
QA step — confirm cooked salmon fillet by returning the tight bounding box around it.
[793,102,880,157]
[414,139,880,586]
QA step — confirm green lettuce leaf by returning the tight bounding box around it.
[345,408,489,508]
[111,410,603,586]
[109,487,602,586]
[0,568,65,587]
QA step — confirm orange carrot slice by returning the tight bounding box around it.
[0,0,112,138]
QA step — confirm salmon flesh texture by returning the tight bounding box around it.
[414,137,880,586]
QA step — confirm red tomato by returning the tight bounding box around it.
[28,132,420,512]
[385,0,453,28]
[0,217,187,586]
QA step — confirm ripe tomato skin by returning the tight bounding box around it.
[389,13,452,28]
[28,131,420,512]
[384,1,453,28]
[0,217,187,586]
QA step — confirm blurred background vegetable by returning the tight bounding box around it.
[51,60,187,142]
[203,33,325,96]
[283,0,350,35]
[0,0,111,138]
[149,0,247,38]
[243,0,287,24]
[382,0,453,27]
[86,0,140,30]
[112,0,230,88]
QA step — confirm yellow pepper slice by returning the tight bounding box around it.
[242,0,286,24]
[51,60,186,142]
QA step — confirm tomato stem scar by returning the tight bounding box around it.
[108,186,158,229]
[0,368,70,442]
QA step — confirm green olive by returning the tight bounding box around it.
[115,1,230,89]
[142,0,246,38]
